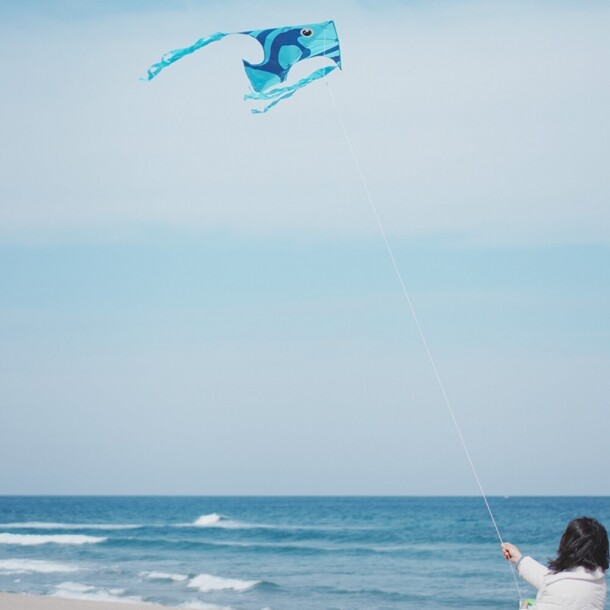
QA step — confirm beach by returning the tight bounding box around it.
[0,592,176,610]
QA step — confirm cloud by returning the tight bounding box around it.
[1,1,609,244]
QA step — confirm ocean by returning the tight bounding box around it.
[1,496,609,610]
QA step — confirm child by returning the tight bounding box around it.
[502,516,609,610]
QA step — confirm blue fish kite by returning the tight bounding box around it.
[143,21,342,113]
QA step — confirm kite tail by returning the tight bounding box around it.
[245,65,338,114]
[142,32,228,81]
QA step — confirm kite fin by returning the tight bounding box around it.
[245,65,337,114]
[142,32,228,81]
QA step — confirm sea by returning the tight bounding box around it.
[1,496,609,610]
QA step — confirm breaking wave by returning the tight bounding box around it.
[189,513,248,529]
[140,570,266,594]
[52,581,144,604]
[181,603,236,610]
[193,513,223,527]
[189,513,266,529]
[188,573,260,593]
[0,533,106,546]
[0,559,80,574]
[140,570,189,582]
[0,522,139,530]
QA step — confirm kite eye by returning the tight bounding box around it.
[301,28,313,37]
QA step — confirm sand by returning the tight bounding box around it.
[0,592,181,610]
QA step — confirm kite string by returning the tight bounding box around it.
[321,79,523,601]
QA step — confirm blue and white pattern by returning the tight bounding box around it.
[143,21,342,113]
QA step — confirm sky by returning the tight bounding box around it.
[0,0,609,495]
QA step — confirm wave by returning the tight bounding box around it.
[189,514,247,529]
[188,573,260,593]
[140,568,271,595]
[52,581,144,604]
[187,514,384,533]
[188,514,336,531]
[102,533,413,558]
[140,570,189,582]
[192,513,223,527]
[0,533,106,546]
[0,559,80,574]
[0,522,140,530]
[181,603,236,610]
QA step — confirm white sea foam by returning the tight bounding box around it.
[192,513,223,527]
[181,602,235,610]
[53,581,144,604]
[55,582,95,593]
[188,573,259,593]
[0,559,80,574]
[0,522,139,530]
[140,570,189,582]
[189,514,251,529]
[0,533,106,545]
[187,514,352,531]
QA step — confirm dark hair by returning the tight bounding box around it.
[548,517,609,573]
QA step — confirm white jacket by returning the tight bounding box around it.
[517,556,607,610]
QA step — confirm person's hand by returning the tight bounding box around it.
[501,542,522,563]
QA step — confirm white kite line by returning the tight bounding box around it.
[322,79,523,601]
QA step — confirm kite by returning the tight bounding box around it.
[143,20,342,113]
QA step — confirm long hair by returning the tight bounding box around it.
[548,516,609,573]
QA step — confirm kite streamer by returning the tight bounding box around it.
[143,21,342,113]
